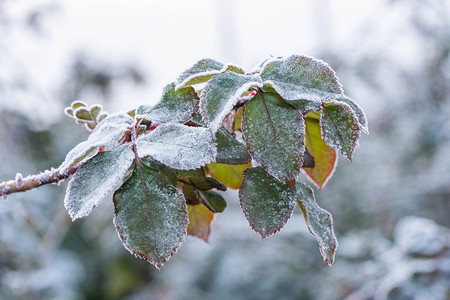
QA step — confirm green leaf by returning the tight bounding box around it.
[296,182,338,266]
[320,102,361,161]
[59,113,134,172]
[75,107,94,120]
[335,96,369,134]
[135,83,199,124]
[142,157,178,186]
[260,55,343,101]
[187,203,214,242]
[90,105,103,120]
[224,64,245,74]
[205,162,251,189]
[216,127,252,165]
[64,144,135,220]
[303,115,337,189]
[242,91,305,187]
[198,190,226,213]
[175,58,225,90]
[177,168,227,191]
[113,163,188,269]
[136,123,217,170]
[200,71,262,132]
[283,98,322,115]
[182,184,200,205]
[71,100,87,109]
[239,167,297,238]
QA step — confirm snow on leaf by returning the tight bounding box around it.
[296,182,338,266]
[187,203,214,242]
[215,127,252,165]
[135,83,199,124]
[64,144,135,221]
[205,162,251,189]
[200,71,262,133]
[175,58,225,90]
[113,163,188,269]
[320,102,361,161]
[260,55,343,101]
[303,115,338,189]
[242,91,305,187]
[136,123,217,170]
[59,112,134,172]
[239,167,297,238]
[335,96,369,134]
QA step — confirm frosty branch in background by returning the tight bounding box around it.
[0,165,81,199]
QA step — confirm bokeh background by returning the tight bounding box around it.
[1,0,449,299]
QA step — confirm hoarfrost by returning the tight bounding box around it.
[113,164,188,269]
[58,112,134,172]
[296,182,338,266]
[260,55,343,100]
[64,144,135,221]
[320,102,361,161]
[200,71,262,133]
[242,92,304,185]
[175,58,225,90]
[335,96,369,134]
[239,167,297,238]
[135,83,199,124]
[136,123,217,170]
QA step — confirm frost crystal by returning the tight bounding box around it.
[296,182,338,266]
[175,58,225,90]
[239,167,297,238]
[260,55,343,101]
[136,123,217,170]
[64,144,135,220]
[320,102,361,161]
[200,71,262,133]
[335,96,369,134]
[135,83,199,124]
[59,112,134,172]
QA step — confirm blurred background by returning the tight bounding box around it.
[1,0,449,299]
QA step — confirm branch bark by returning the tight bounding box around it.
[0,165,81,199]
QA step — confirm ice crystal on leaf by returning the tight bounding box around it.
[200,71,262,133]
[59,113,134,172]
[239,167,297,238]
[335,96,369,134]
[113,164,188,269]
[136,123,217,170]
[320,102,361,161]
[296,182,338,266]
[242,92,305,187]
[215,127,252,165]
[64,144,135,220]
[135,83,199,124]
[260,55,343,101]
[175,58,225,90]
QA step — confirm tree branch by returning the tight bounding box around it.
[0,165,81,200]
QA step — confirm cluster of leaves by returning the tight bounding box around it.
[60,55,368,269]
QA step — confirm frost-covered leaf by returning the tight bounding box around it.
[135,83,199,124]
[187,203,214,242]
[142,157,178,186]
[200,71,262,132]
[71,100,87,109]
[320,102,361,161]
[242,92,305,187]
[64,144,135,220]
[304,115,337,189]
[175,58,225,90]
[206,162,251,189]
[75,107,93,120]
[113,163,188,269]
[260,55,343,101]
[136,123,217,170]
[198,190,226,213]
[239,167,297,238]
[216,127,252,165]
[90,105,102,120]
[225,64,245,74]
[296,182,338,266]
[59,112,134,172]
[284,98,322,115]
[335,96,368,134]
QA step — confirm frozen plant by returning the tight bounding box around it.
[0,55,368,269]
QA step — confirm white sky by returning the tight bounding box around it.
[0,0,413,126]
